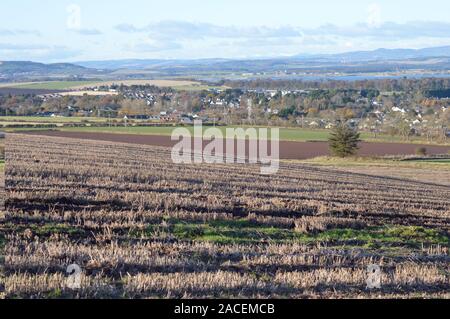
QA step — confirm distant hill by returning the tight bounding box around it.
[311,46,450,62]
[74,46,450,70]
[76,58,233,70]
[0,61,103,80]
[76,59,168,70]
[2,45,450,82]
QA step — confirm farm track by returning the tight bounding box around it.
[3,134,450,299]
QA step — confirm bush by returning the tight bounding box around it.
[415,147,427,156]
[329,124,361,158]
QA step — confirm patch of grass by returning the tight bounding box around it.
[384,225,448,244]
[146,218,449,247]
[173,224,284,244]
[317,226,448,246]
[9,223,87,237]
[170,219,300,244]
[36,224,84,237]
[46,288,63,299]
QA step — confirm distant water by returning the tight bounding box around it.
[274,73,450,81]
[201,73,450,82]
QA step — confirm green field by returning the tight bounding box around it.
[1,81,99,90]
[0,116,113,123]
[57,126,449,145]
[2,116,449,145]
[57,126,331,142]
[173,84,229,92]
[0,80,228,91]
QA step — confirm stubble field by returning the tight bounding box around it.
[2,134,449,299]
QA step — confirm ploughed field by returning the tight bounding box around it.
[2,134,450,298]
[23,130,450,159]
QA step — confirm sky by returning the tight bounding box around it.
[1,0,450,62]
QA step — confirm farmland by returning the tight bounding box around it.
[0,81,99,90]
[3,121,448,146]
[57,125,447,145]
[2,134,449,298]
[0,80,223,92]
[0,135,3,205]
[21,130,450,160]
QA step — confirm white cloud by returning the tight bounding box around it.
[4,18,450,61]
[0,43,82,61]
[128,38,182,52]
[72,28,102,36]
[115,21,302,39]
[0,29,41,36]
[306,21,450,39]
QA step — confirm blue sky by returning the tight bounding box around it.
[1,0,450,62]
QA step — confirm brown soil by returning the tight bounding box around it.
[21,131,450,160]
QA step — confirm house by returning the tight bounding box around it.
[267,90,278,97]
[392,107,406,113]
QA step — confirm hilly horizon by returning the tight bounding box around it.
[1,45,450,81]
[73,45,450,70]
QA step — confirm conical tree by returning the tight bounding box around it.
[329,124,361,157]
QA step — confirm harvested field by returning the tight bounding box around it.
[2,134,449,299]
[0,88,64,96]
[56,90,119,96]
[321,164,450,187]
[24,130,450,160]
[70,79,200,90]
[0,80,203,92]
[0,135,4,210]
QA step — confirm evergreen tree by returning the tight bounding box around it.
[329,124,361,157]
